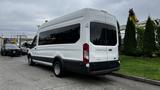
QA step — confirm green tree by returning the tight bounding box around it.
[137,27,144,52]
[143,17,156,56]
[123,18,137,55]
[156,26,160,50]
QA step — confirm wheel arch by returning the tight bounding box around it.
[53,56,64,66]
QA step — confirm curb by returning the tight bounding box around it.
[111,73,160,86]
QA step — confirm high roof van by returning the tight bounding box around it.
[28,8,120,77]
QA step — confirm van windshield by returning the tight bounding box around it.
[90,22,117,46]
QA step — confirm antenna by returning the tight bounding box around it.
[45,20,48,23]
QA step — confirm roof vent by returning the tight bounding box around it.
[100,10,108,13]
[45,20,48,23]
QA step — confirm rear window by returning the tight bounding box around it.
[90,22,117,46]
[5,44,19,49]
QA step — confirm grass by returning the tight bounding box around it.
[118,55,160,81]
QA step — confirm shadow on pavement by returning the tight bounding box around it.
[32,63,114,85]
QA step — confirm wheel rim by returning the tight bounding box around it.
[54,63,60,75]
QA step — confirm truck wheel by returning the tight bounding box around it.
[1,52,5,56]
[28,55,35,66]
[1,52,3,56]
[53,60,64,77]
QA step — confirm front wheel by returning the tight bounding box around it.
[53,61,64,77]
[28,55,35,66]
[1,51,5,56]
[1,52,3,56]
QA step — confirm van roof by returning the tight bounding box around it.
[39,8,116,29]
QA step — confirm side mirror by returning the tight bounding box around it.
[28,44,33,49]
[23,43,31,49]
[28,43,36,49]
[23,43,33,49]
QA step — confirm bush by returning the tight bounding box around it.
[137,27,144,52]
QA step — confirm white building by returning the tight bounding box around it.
[120,18,160,40]
[0,31,36,39]
[137,18,160,29]
[0,31,36,47]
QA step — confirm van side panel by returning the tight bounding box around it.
[33,17,85,72]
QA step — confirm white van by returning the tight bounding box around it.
[28,8,120,77]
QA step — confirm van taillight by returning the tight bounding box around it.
[83,43,89,64]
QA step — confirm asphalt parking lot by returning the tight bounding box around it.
[0,55,160,90]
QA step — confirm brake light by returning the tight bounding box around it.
[83,43,89,64]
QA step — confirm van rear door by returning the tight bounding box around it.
[105,24,118,61]
[90,22,108,62]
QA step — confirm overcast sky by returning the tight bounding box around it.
[0,0,160,37]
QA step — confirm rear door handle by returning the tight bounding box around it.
[108,49,112,51]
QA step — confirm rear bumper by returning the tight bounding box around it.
[89,67,120,75]
[89,60,120,75]
[6,50,21,56]
[64,60,120,75]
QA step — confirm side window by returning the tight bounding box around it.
[39,24,80,45]
[31,36,37,48]
[117,21,121,47]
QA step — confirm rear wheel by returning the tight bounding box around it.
[28,55,35,66]
[53,60,64,77]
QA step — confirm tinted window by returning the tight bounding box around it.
[90,22,117,46]
[31,36,37,48]
[117,21,121,48]
[39,24,80,45]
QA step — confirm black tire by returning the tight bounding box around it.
[28,55,35,66]
[53,60,64,77]
[1,51,5,56]
[1,52,3,56]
